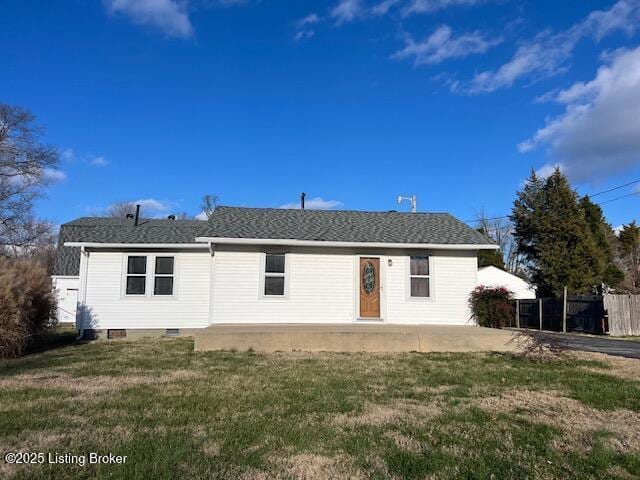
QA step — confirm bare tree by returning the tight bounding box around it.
[105,201,138,218]
[0,103,58,248]
[200,194,219,219]
[475,210,525,276]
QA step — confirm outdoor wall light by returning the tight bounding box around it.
[388,259,393,267]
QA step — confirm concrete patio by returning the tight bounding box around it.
[193,324,520,353]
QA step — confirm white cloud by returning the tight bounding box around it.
[402,0,488,16]
[392,25,500,66]
[372,0,400,16]
[331,0,364,25]
[89,156,110,167]
[279,197,343,210]
[104,0,194,38]
[520,46,640,181]
[61,148,75,161]
[467,0,640,94]
[294,13,319,41]
[134,198,171,212]
[43,168,67,182]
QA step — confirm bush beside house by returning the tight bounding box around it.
[0,257,57,358]
[469,286,514,329]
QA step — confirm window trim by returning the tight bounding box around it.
[260,252,289,299]
[407,255,433,301]
[122,254,178,299]
[153,256,175,297]
[125,255,147,296]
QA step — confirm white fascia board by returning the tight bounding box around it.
[194,237,500,250]
[64,242,209,250]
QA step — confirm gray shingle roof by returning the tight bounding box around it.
[53,208,494,276]
[53,218,208,276]
[203,207,493,245]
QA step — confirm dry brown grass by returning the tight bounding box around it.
[569,351,640,381]
[333,399,443,428]
[475,389,640,453]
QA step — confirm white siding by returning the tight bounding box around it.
[52,276,79,324]
[211,247,478,325]
[212,248,355,323]
[477,266,536,299]
[80,251,211,329]
[385,251,477,325]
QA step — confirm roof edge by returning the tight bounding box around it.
[195,237,499,250]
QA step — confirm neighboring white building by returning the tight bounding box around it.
[52,207,499,338]
[477,265,536,299]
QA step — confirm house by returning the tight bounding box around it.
[52,206,498,339]
[477,265,536,299]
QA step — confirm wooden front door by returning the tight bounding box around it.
[359,257,380,318]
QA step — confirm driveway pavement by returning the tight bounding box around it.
[529,331,640,359]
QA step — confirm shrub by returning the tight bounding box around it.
[468,286,515,329]
[0,257,57,358]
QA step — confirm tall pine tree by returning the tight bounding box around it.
[511,168,614,297]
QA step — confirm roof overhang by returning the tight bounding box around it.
[194,237,499,250]
[64,242,209,249]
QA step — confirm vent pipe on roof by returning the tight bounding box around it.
[300,192,306,210]
[134,204,141,226]
[167,215,176,220]
[126,213,134,219]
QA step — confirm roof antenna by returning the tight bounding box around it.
[300,192,306,210]
[134,204,141,226]
[397,195,417,213]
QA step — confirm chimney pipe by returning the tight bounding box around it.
[300,192,306,210]
[134,204,141,226]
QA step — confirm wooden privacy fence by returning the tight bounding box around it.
[605,294,640,336]
[514,296,607,335]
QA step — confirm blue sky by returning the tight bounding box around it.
[2,0,640,227]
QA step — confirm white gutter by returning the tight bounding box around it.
[64,242,208,249]
[194,237,499,250]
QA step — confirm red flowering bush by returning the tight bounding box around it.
[468,286,515,329]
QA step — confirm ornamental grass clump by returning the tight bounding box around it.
[468,286,515,329]
[0,257,56,358]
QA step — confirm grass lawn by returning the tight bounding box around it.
[1,337,640,479]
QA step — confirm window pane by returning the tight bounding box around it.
[154,277,174,296]
[265,254,285,274]
[410,256,429,276]
[264,276,285,296]
[127,256,147,274]
[155,257,174,275]
[411,277,430,297]
[126,276,146,295]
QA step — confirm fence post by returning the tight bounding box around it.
[562,286,567,334]
[539,298,543,331]
[515,299,520,329]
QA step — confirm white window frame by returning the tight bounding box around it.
[260,252,288,299]
[407,255,432,300]
[122,254,178,299]
[152,256,175,297]
[124,255,148,296]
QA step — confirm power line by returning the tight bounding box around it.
[589,179,640,198]
[464,178,640,224]
[597,190,640,205]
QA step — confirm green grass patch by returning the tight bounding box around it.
[1,338,639,479]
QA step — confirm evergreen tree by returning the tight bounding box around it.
[511,168,603,297]
[618,221,640,292]
[476,227,505,269]
[579,196,624,287]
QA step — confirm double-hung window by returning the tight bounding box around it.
[264,253,286,296]
[154,257,174,296]
[410,256,430,298]
[126,256,147,295]
[125,255,175,296]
